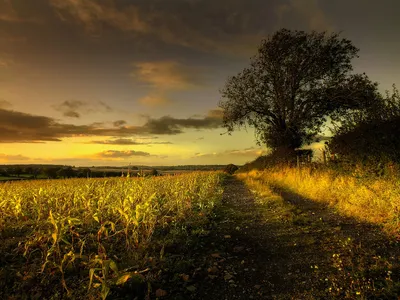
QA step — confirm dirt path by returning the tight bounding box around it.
[155,176,400,299]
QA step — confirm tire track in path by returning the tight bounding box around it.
[162,176,400,299]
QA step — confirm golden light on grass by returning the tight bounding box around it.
[0,172,224,298]
[238,167,400,236]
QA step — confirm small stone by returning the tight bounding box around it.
[155,289,168,297]
[254,285,261,290]
[224,273,234,281]
[208,266,219,274]
[224,235,231,239]
[181,274,189,281]
[211,253,221,258]
[186,285,196,292]
[233,246,245,253]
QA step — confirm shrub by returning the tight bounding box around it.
[223,164,239,174]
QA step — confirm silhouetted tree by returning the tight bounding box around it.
[0,168,9,177]
[57,166,76,178]
[331,84,400,134]
[24,167,33,176]
[223,164,239,174]
[328,85,400,169]
[14,166,22,178]
[82,168,91,178]
[219,29,379,158]
[32,168,40,179]
[43,167,58,179]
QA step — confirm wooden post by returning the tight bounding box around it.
[322,150,327,165]
[297,155,300,169]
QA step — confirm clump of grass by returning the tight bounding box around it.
[239,167,400,236]
[0,172,224,299]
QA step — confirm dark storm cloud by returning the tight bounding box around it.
[2,0,400,62]
[47,0,278,56]
[0,108,223,143]
[89,138,172,145]
[0,0,42,23]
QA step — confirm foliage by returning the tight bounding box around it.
[223,164,239,175]
[219,29,379,151]
[0,172,224,299]
[329,85,400,169]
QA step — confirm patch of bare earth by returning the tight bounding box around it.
[154,176,400,299]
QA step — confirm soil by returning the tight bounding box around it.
[152,177,400,300]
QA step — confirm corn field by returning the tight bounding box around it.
[0,172,224,299]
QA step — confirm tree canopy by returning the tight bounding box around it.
[328,85,400,165]
[219,29,379,153]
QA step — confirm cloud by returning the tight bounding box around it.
[94,150,152,159]
[99,101,112,112]
[63,110,80,118]
[53,100,85,118]
[193,147,267,159]
[138,94,171,107]
[275,0,333,32]
[89,138,172,145]
[49,0,265,56]
[0,153,31,161]
[113,120,127,127]
[0,108,223,143]
[0,0,41,23]
[132,61,201,90]
[143,110,223,135]
[0,99,12,109]
[53,100,113,118]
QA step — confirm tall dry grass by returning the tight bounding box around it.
[238,167,400,236]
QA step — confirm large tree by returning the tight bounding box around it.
[219,29,379,154]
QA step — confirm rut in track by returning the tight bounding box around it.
[157,176,400,300]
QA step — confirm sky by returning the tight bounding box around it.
[0,0,399,166]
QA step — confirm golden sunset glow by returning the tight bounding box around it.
[0,0,399,166]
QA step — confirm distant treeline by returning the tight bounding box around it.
[0,164,229,181]
[0,166,122,180]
